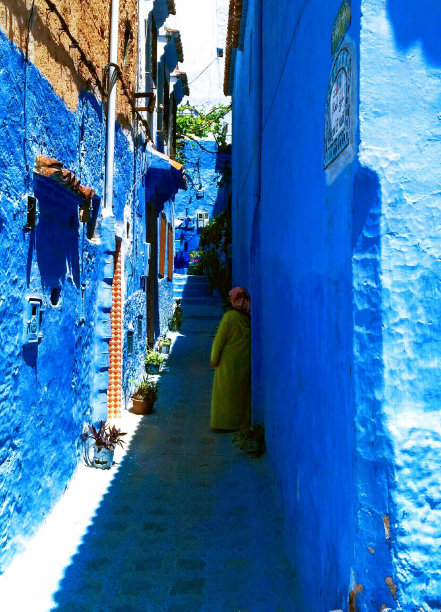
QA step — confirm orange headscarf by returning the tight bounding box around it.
[229,287,251,316]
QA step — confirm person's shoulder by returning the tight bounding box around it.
[227,309,250,324]
[224,308,238,319]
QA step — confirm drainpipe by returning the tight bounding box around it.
[104,0,120,214]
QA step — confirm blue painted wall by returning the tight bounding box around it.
[358,1,441,608]
[174,139,231,266]
[0,31,148,571]
[231,1,358,609]
[231,0,441,609]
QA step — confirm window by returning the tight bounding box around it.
[122,20,133,68]
[197,212,209,233]
[127,330,134,356]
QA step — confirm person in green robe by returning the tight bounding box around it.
[210,287,251,430]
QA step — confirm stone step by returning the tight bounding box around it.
[179,296,221,305]
[173,287,212,296]
[174,279,210,287]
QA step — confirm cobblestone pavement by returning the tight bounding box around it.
[3,294,299,612]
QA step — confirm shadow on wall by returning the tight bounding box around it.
[351,164,396,609]
[250,196,263,424]
[387,0,441,65]
[28,177,81,289]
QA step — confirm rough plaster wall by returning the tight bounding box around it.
[257,0,356,608]
[0,0,138,128]
[0,28,146,571]
[122,182,148,409]
[360,1,441,608]
[229,0,263,422]
[157,198,174,336]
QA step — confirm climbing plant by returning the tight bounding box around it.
[175,104,231,164]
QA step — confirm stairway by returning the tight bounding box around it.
[173,273,216,304]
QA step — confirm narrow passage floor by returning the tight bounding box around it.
[4,283,299,612]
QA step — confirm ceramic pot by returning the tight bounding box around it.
[146,363,160,374]
[131,396,155,415]
[93,447,114,469]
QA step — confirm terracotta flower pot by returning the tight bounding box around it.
[131,396,155,415]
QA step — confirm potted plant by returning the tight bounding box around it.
[168,300,183,331]
[158,336,172,354]
[233,424,265,458]
[144,349,164,374]
[131,376,160,415]
[85,421,127,469]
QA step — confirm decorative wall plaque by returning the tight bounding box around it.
[324,47,352,169]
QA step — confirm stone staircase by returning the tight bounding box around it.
[173,273,214,304]
[173,274,223,334]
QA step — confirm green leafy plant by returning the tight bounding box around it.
[176,104,231,164]
[194,209,232,301]
[233,424,265,458]
[86,421,127,452]
[169,300,183,330]
[131,377,160,402]
[145,350,165,366]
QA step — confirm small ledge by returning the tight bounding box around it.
[34,156,95,202]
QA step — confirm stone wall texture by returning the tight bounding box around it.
[359,1,441,608]
[0,2,147,570]
[0,0,138,127]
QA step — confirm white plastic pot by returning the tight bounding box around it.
[93,447,114,469]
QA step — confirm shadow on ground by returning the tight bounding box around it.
[52,288,299,612]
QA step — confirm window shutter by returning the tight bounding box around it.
[167,223,174,281]
[159,214,166,277]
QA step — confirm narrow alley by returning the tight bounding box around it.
[3,0,441,608]
[1,276,298,612]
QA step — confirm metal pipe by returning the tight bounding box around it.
[104,0,120,212]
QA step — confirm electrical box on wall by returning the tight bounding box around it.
[24,297,43,343]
